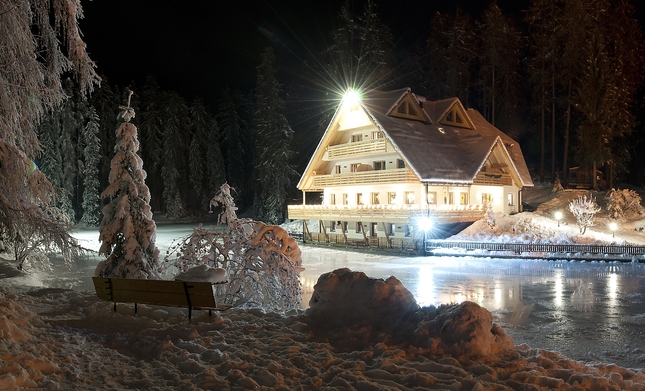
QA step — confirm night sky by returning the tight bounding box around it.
[81,0,645,107]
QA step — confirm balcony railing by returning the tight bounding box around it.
[325,139,387,160]
[473,171,512,186]
[310,168,418,189]
[287,204,485,224]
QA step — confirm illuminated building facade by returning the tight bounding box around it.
[288,88,533,247]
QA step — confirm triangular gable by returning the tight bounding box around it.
[474,138,524,187]
[388,94,427,122]
[439,100,474,129]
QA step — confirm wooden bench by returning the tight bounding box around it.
[92,277,230,320]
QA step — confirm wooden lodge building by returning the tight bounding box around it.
[287,88,533,249]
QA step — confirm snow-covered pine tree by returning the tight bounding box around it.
[206,119,227,209]
[188,99,209,212]
[96,91,160,279]
[218,88,249,208]
[253,47,297,225]
[161,92,189,219]
[80,107,102,227]
[139,76,165,212]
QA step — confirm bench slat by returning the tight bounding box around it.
[92,277,219,310]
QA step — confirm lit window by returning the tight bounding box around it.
[427,192,437,205]
[460,192,468,205]
[350,163,359,173]
[351,134,363,142]
[330,194,336,205]
[371,192,380,204]
[334,165,341,174]
[482,193,492,205]
[372,131,383,139]
[342,194,348,205]
[357,193,363,205]
[388,192,397,204]
[405,191,415,204]
[444,192,454,204]
[374,161,386,170]
[507,193,514,206]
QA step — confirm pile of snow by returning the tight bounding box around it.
[281,219,320,234]
[451,213,627,245]
[1,269,644,390]
[174,264,228,284]
[306,268,514,359]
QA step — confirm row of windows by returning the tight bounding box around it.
[351,131,383,143]
[328,192,512,206]
[334,159,405,174]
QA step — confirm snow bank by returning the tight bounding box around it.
[1,280,645,390]
[305,268,514,360]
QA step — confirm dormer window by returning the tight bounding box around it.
[390,97,425,121]
[440,104,473,129]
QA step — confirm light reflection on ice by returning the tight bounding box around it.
[61,225,645,368]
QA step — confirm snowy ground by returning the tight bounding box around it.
[3,186,645,389]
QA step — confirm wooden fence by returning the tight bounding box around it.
[426,240,645,257]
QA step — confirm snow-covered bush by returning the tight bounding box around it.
[605,188,643,221]
[483,205,497,230]
[552,172,564,193]
[569,195,601,234]
[163,183,303,312]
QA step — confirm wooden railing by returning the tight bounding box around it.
[287,204,485,224]
[426,240,645,258]
[325,139,387,159]
[473,172,513,186]
[311,168,417,188]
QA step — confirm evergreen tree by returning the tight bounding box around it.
[416,10,477,104]
[97,91,160,279]
[80,107,102,227]
[324,0,395,91]
[205,119,227,207]
[90,77,120,192]
[161,92,190,218]
[139,76,165,212]
[188,99,210,212]
[218,88,249,208]
[477,2,523,135]
[253,47,297,225]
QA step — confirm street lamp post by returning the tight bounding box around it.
[610,222,617,238]
[555,211,563,227]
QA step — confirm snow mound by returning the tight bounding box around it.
[174,264,228,284]
[305,268,514,359]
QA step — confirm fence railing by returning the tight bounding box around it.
[426,240,645,256]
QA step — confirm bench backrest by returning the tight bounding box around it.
[92,277,217,308]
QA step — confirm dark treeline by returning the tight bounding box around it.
[37,76,250,225]
[38,0,645,226]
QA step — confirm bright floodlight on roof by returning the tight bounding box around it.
[343,88,361,106]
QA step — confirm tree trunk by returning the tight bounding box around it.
[551,65,556,182]
[540,68,545,183]
[562,80,572,187]
[592,160,597,190]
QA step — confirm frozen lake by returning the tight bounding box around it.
[60,224,645,369]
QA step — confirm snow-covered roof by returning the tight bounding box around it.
[360,89,534,186]
[297,88,534,189]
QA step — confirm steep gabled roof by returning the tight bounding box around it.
[297,88,533,189]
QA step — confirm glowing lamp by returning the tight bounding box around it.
[555,211,562,227]
[343,89,361,106]
[610,222,617,238]
[417,217,433,232]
